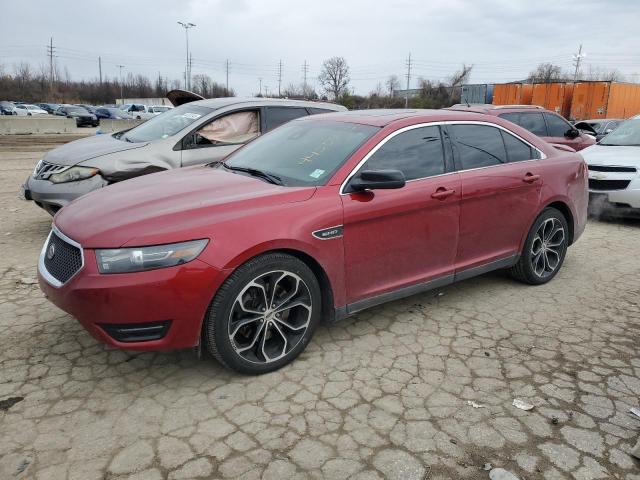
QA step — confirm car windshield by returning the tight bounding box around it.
[221,119,379,187]
[121,104,213,143]
[66,106,87,113]
[599,119,640,146]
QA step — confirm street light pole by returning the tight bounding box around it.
[177,21,196,90]
[116,64,125,103]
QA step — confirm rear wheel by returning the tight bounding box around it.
[510,207,569,285]
[203,253,321,374]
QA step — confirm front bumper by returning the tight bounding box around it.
[38,237,226,351]
[23,174,109,215]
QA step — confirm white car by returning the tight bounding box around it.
[14,104,49,116]
[118,104,171,120]
[581,118,640,215]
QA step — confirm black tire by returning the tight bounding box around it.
[203,252,322,374]
[510,207,569,285]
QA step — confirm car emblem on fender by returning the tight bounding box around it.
[46,244,56,260]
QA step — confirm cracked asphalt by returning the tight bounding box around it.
[1,134,640,480]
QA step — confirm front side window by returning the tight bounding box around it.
[545,113,572,137]
[266,107,309,131]
[451,124,507,169]
[222,120,378,187]
[361,126,445,181]
[517,113,547,136]
[193,110,260,147]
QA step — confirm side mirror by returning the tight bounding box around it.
[349,169,406,192]
[565,128,580,139]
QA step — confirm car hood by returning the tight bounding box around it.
[55,166,316,248]
[581,144,640,167]
[43,134,148,166]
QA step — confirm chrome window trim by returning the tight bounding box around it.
[38,225,85,288]
[339,120,546,195]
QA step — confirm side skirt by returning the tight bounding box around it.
[332,254,519,322]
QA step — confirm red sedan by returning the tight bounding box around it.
[38,109,588,374]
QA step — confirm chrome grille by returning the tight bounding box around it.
[34,161,69,180]
[40,229,83,286]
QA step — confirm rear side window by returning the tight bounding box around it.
[363,126,445,180]
[518,113,547,136]
[451,124,507,169]
[266,107,309,131]
[499,112,520,125]
[501,131,540,162]
[545,113,571,137]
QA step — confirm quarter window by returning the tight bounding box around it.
[451,124,507,169]
[517,113,547,136]
[266,107,309,131]
[501,131,540,162]
[545,113,571,137]
[362,126,445,181]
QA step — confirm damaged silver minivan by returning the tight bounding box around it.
[22,91,346,214]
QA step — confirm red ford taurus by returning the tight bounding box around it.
[38,109,588,374]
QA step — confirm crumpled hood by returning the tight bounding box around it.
[44,134,148,167]
[55,166,316,248]
[581,144,640,167]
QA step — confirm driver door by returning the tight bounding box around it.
[180,109,261,167]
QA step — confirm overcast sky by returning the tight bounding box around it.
[2,0,640,97]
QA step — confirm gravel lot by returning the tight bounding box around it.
[1,134,640,480]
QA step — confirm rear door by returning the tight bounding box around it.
[342,124,461,304]
[450,123,544,273]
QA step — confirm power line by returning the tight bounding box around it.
[302,60,309,91]
[46,37,55,90]
[277,59,283,97]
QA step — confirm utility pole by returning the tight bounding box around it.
[258,77,263,96]
[405,52,412,108]
[225,59,230,93]
[117,64,125,103]
[277,59,283,97]
[302,60,309,95]
[47,37,55,92]
[98,56,102,85]
[177,21,196,90]
[573,44,585,82]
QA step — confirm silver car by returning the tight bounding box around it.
[22,95,346,215]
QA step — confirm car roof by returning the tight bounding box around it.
[298,108,508,127]
[188,96,346,112]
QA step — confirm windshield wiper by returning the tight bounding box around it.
[222,163,283,185]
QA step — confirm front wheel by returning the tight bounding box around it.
[203,253,322,374]
[510,207,569,285]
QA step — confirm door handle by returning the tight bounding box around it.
[522,173,541,183]
[431,187,456,200]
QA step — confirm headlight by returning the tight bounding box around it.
[33,159,43,176]
[49,166,99,183]
[96,239,209,274]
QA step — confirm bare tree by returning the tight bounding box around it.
[585,65,625,82]
[528,63,566,83]
[448,64,473,88]
[385,75,400,97]
[318,56,350,100]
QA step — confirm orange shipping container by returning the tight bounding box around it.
[570,82,640,120]
[531,82,574,118]
[493,83,533,105]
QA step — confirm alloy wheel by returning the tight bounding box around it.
[530,217,565,278]
[228,270,312,364]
